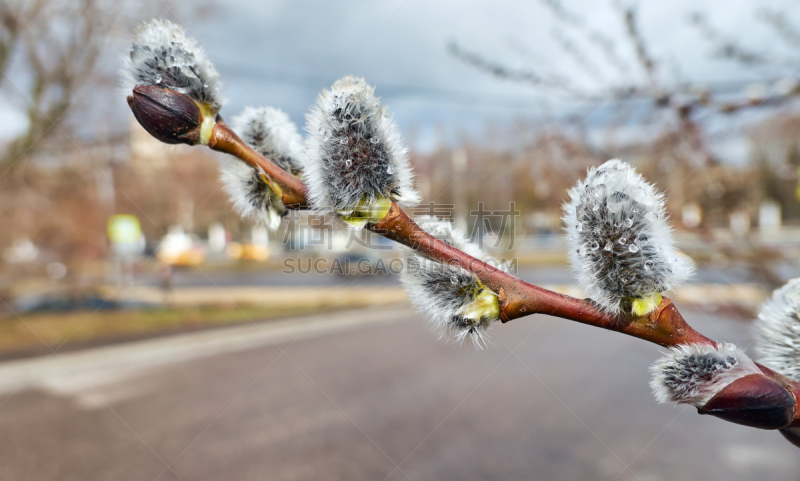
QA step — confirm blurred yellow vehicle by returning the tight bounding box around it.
[226,242,269,262]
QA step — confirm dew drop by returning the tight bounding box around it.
[577,223,583,232]
[628,244,639,253]
[618,237,627,245]
[450,276,458,286]
[614,221,621,228]
[592,205,600,212]
[632,208,639,214]
[154,74,162,84]
[625,218,633,227]
[339,136,349,145]
[371,137,379,144]
[590,241,600,251]
[644,260,654,270]
[345,159,353,168]
[387,165,394,174]
[203,83,209,88]
[603,241,613,252]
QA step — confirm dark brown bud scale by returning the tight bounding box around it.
[697,373,795,430]
[127,85,201,145]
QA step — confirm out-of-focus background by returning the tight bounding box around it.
[1,0,800,479]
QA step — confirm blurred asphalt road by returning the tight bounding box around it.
[0,303,798,480]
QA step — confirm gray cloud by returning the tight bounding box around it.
[163,0,800,151]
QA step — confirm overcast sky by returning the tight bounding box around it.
[12,0,799,153]
[177,0,800,151]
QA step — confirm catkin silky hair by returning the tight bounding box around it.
[755,278,800,381]
[400,217,505,348]
[232,107,305,177]
[563,159,693,315]
[123,19,223,112]
[304,75,419,228]
[218,159,284,231]
[649,343,760,406]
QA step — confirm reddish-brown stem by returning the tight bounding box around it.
[371,202,800,423]
[371,202,713,348]
[207,123,308,208]
[194,129,710,346]
[208,139,800,426]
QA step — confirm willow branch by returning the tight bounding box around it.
[180,122,800,427]
[207,122,308,208]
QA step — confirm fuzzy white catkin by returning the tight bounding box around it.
[123,19,223,111]
[563,159,694,313]
[231,107,305,177]
[218,159,283,231]
[399,217,505,348]
[755,278,800,382]
[649,343,761,407]
[304,75,419,219]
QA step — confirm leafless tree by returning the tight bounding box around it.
[0,0,116,169]
[448,1,800,289]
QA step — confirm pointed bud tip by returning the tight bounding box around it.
[698,373,795,430]
[779,426,800,448]
[128,85,202,145]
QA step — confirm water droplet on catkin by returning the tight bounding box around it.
[591,241,599,251]
[450,276,458,286]
[603,241,613,251]
[628,244,639,253]
[625,218,633,227]
[577,223,583,232]
[644,260,654,270]
[619,237,627,245]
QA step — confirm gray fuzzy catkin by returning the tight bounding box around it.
[649,343,760,407]
[755,278,800,381]
[563,159,694,313]
[304,75,419,217]
[400,217,505,348]
[218,159,284,231]
[231,107,305,177]
[123,19,223,111]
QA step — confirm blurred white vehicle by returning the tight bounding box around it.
[156,227,206,266]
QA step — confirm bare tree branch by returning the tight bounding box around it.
[0,0,123,171]
[758,9,800,50]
